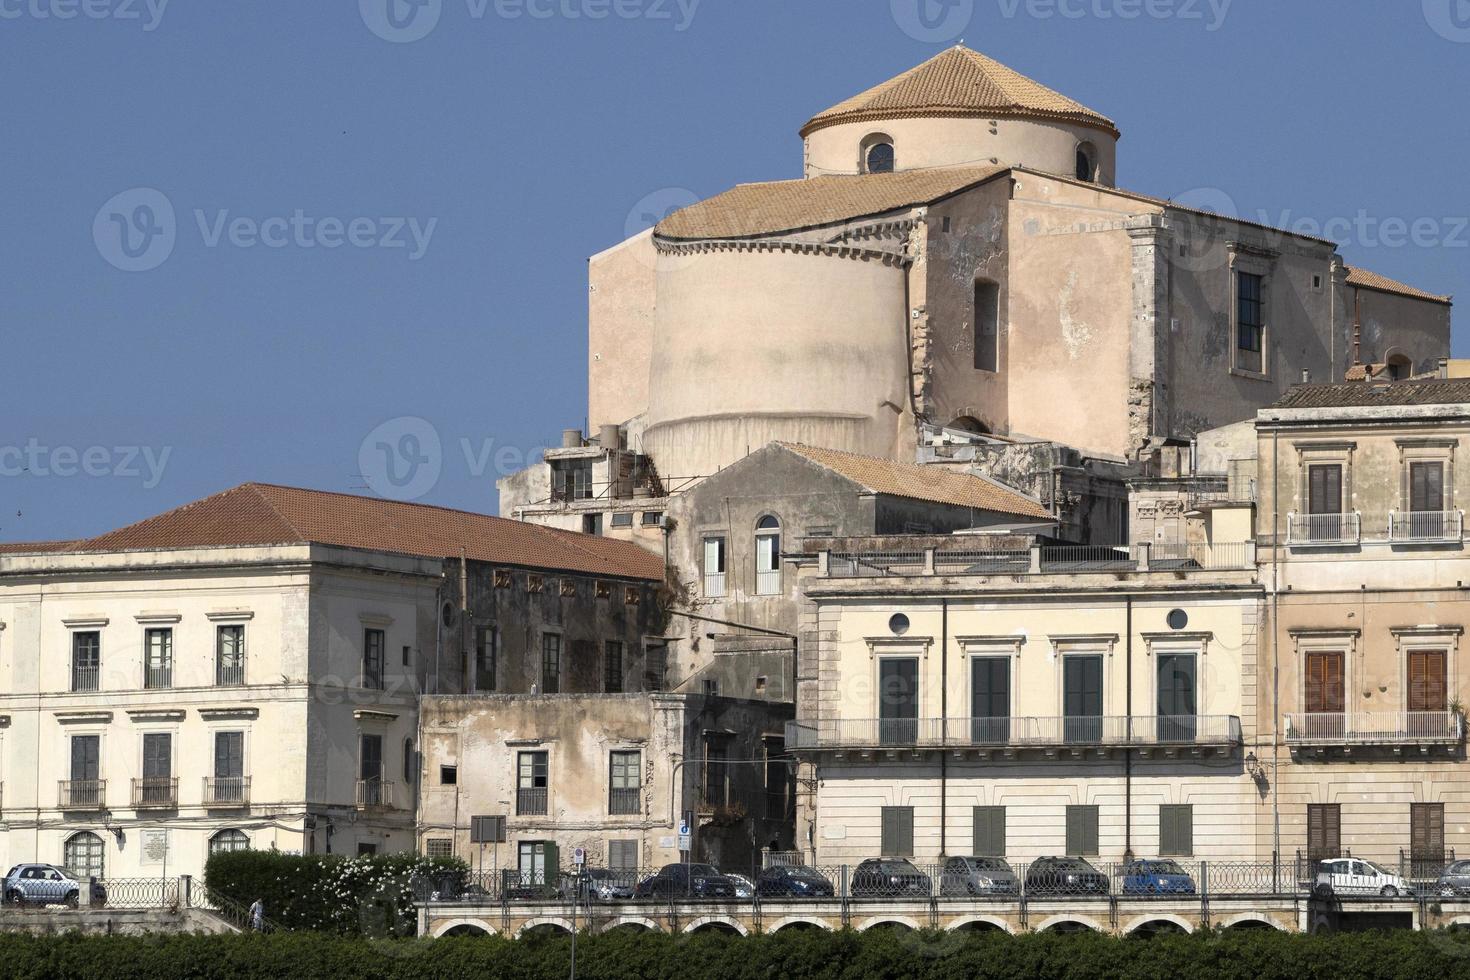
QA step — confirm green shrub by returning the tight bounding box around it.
[202,850,465,936]
[4,927,1470,980]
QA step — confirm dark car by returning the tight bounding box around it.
[1025,857,1110,897]
[1435,860,1470,898]
[755,865,836,899]
[561,868,635,902]
[850,859,932,899]
[939,856,1020,897]
[633,863,737,900]
[1119,859,1197,896]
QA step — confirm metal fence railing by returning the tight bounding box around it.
[58,779,105,810]
[1286,512,1361,546]
[98,877,181,909]
[1284,711,1463,746]
[828,552,927,577]
[132,777,178,808]
[202,776,250,807]
[415,856,1470,909]
[1389,510,1464,543]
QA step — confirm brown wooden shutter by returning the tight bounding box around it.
[1305,652,1345,714]
[1308,804,1341,861]
[1409,651,1448,712]
[1411,804,1445,861]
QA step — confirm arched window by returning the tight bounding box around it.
[1387,353,1412,380]
[63,831,104,880]
[861,134,896,174]
[973,280,1000,372]
[755,516,782,595]
[1075,142,1097,182]
[208,829,250,855]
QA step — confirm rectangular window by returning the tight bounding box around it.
[973,805,1005,857]
[71,631,100,693]
[214,731,244,779]
[139,732,172,806]
[881,806,915,857]
[551,459,593,501]
[425,839,453,859]
[1307,803,1341,862]
[609,750,641,815]
[363,628,385,690]
[1159,804,1193,857]
[1305,651,1346,714]
[765,742,791,815]
[440,765,457,785]
[582,513,603,535]
[879,657,920,746]
[703,738,728,808]
[1408,650,1449,712]
[973,280,999,372]
[1411,803,1445,864]
[1065,805,1100,856]
[144,628,173,689]
[755,528,781,595]
[1308,464,1343,515]
[216,625,245,687]
[611,512,634,528]
[357,843,378,857]
[1410,462,1445,513]
[360,733,383,782]
[640,512,662,527]
[608,839,639,871]
[517,751,549,815]
[1156,653,1198,742]
[518,841,552,887]
[604,641,623,693]
[540,634,561,693]
[475,626,496,692]
[1237,271,1264,371]
[970,657,1010,743]
[1063,655,1104,743]
[71,734,100,781]
[402,644,412,667]
[702,537,727,597]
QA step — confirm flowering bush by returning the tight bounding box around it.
[204,850,465,936]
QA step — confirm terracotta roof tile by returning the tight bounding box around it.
[48,484,665,580]
[801,46,1117,139]
[0,540,77,554]
[1346,266,1452,305]
[776,443,1052,521]
[655,165,1006,241]
[1269,379,1470,410]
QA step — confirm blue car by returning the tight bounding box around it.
[1120,859,1196,895]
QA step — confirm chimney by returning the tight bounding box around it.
[1440,358,1450,380]
[561,428,584,449]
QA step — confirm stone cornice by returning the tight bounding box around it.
[653,236,912,267]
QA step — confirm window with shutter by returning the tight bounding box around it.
[972,806,1005,856]
[1159,804,1193,857]
[881,806,914,857]
[1410,462,1445,513]
[608,839,639,871]
[1308,465,1342,515]
[1065,805,1099,856]
[1408,650,1448,712]
[1307,804,1341,861]
[1411,803,1445,862]
[1305,652,1345,714]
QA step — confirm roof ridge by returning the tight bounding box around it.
[247,481,527,526]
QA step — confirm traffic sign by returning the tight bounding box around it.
[573,847,586,867]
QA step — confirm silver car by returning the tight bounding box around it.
[939,856,1020,897]
[2,864,107,908]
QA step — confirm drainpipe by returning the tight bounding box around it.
[1124,598,1133,861]
[1271,424,1281,875]
[940,598,949,858]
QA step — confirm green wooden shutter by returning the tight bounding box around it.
[882,806,914,857]
[1160,805,1193,857]
[973,806,1005,856]
[1066,805,1099,856]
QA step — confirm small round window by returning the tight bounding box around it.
[1166,609,1189,631]
[861,134,896,175]
[888,613,911,636]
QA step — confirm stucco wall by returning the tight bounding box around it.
[1348,286,1452,378]
[588,230,658,431]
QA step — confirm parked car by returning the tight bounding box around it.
[560,868,634,902]
[755,865,836,899]
[2,864,107,908]
[850,858,932,898]
[938,856,1019,897]
[1119,859,1197,896]
[633,863,737,900]
[1313,858,1414,898]
[1434,860,1470,897]
[1024,857,1110,897]
[727,873,755,899]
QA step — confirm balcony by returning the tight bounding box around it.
[1285,712,1463,751]
[825,542,1254,578]
[702,572,726,598]
[516,787,548,816]
[1286,512,1361,547]
[356,778,394,811]
[144,665,173,689]
[1389,510,1464,545]
[786,715,1242,755]
[609,786,640,816]
[216,660,246,686]
[58,779,106,810]
[203,776,250,808]
[70,665,100,693]
[132,777,178,809]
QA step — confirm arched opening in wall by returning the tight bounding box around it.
[774,920,824,933]
[1128,919,1189,939]
[973,280,1000,372]
[950,920,1005,933]
[689,921,742,936]
[442,924,493,938]
[863,920,914,933]
[755,515,782,595]
[208,828,251,855]
[861,134,896,174]
[63,831,105,881]
[947,416,991,436]
[1075,142,1098,182]
[1223,919,1281,933]
[1387,353,1413,380]
[521,923,572,938]
[1042,920,1097,934]
[608,921,653,933]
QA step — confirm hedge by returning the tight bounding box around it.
[202,850,465,935]
[4,927,1470,980]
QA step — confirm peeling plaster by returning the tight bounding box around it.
[1059,270,1093,360]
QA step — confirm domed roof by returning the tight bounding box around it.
[800,45,1118,139]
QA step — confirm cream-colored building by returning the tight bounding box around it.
[0,482,665,884]
[788,529,1262,865]
[1253,378,1470,868]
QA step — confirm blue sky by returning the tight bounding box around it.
[2,0,1467,542]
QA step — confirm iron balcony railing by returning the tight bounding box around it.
[1389,510,1464,544]
[215,660,246,686]
[58,779,106,810]
[702,572,726,598]
[827,544,1254,578]
[1286,512,1361,546]
[144,665,173,689]
[131,777,178,809]
[517,787,548,816]
[1284,711,1463,746]
[609,787,641,816]
[71,664,100,692]
[356,778,394,810]
[203,776,250,807]
[785,715,1242,751]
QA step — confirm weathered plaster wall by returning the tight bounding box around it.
[1346,285,1452,378]
[588,229,658,431]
